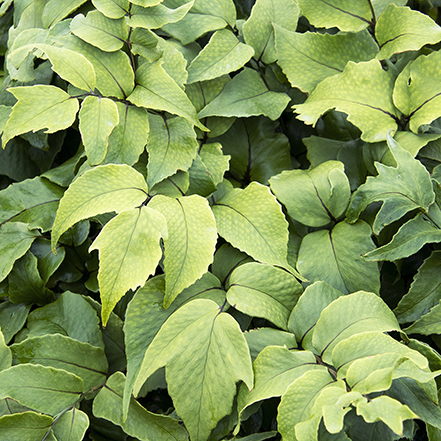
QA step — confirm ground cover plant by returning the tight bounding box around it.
[3,0,441,439]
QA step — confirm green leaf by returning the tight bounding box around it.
[31,237,66,283]
[2,85,79,148]
[92,0,130,19]
[131,0,164,6]
[90,206,167,324]
[312,291,400,364]
[347,134,434,234]
[0,364,83,415]
[0,302,30,344]
[51,164,148,251]
[94,371,188,441]
[393,51,441,134]
[187,29,254,84]
[42,0,88,28]
[356,396,417,436]
[0,329,11,372]
[394,251,441,324]
[52,409,89,441]
[297,221,380,295]
[376,5,441,60]
[71,10,129,52]
[212,181,291,271]
[244,327,297,360]
[295,0,371,32]
[275,27,378,94]
[127,61,207,130]
[187,154,218,196]
[0,412,54,441]
[242,0,300,64]
[403,301,441,336]
[293,60,399,143]
[198,68,290,121]
[11,334,108,392]
[148,195,217,307]
[226,262,302,330]
[147,114,198,188]
[134,299,253,441]
[129,1,194,29]
[79,96,119,165]
[270,161,351,227]
[26,291,104,349]
[64,36,134,99]
[288,281,343,350]
[0,222,39,283]
[190,0,236,26]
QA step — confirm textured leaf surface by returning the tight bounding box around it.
[187,29,254,83]
[199,68,290,121]
[393,51,441,133]
[275,27,378,94]
[227,262,302,329]
[0,330,11,372]
[243,0,300,64]
[11,334,108,392]
[0,364,83,415]
[293,60,399,142]
[0,412,54,441]
[90,206,167,324]
[244,328,297,361]
[147,114,198,188]
[313,291,400,363]
[93,371,188,441]
[347,134,434,234]
[270,161,350,227]
[149,195,217,307]
[71,10,128,52]
[92,0,130,19]
[79,96,119,165]
[212,182,290,270]
[52,409,89,441]
[52,164,148,250]
[297,221,380,295]
[134,299,253,441]
[190,0,236,26]
[128,61,206,130]
[42,0,88,28]
[403,302,441,336]
[3,86,79,148]
[376,5,441,60]
[0,302,30,344]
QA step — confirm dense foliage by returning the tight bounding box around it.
[2,0,441,440]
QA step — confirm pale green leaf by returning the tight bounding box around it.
[157,38,189,87]
[127,61,207,130]
[0,302,31,344]
[2,85,79,148]
[11,334,108,392]
[226,262,302,329]
[42,0,88,28]
[187,154,218,196]
[0,412,54,441]
[372,0,407,17]
[393,51,441,134]
[0,364,83,415]
[394,251,441,324]
[0,330,11,372]
[376,5,441,60]
[312,291,400,364]
[147,114,198,188]
[151,171,190,197]
[187,29,254,83]
[79,96,119,165]
[293,60,399,143]
[51,164,148,251]
[212,182,291,271]
[270,161,351,227]
[133,299,253,441]
[148,195,217,307]
[71,10,129,52]
[297,221,380,295]
[295,0,371,32]
[189,0,236,26]
[244,328,297,360]
[64,35,135,99]
[90,206,167,325]
[243,0,300,64]
[53,409,89,441]
[129,1,194,29]
[92,0,130,19]
[105,102,149,166]
[198,68,289,120]
[288,281,343,350]
[93,371,188,441]
[275,27,378,94]
[131,0,164,6]
[403,301,441,336]
[356,396,417,436]
[0,222,39,283]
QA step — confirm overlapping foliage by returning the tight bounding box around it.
[1,0,441,440]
